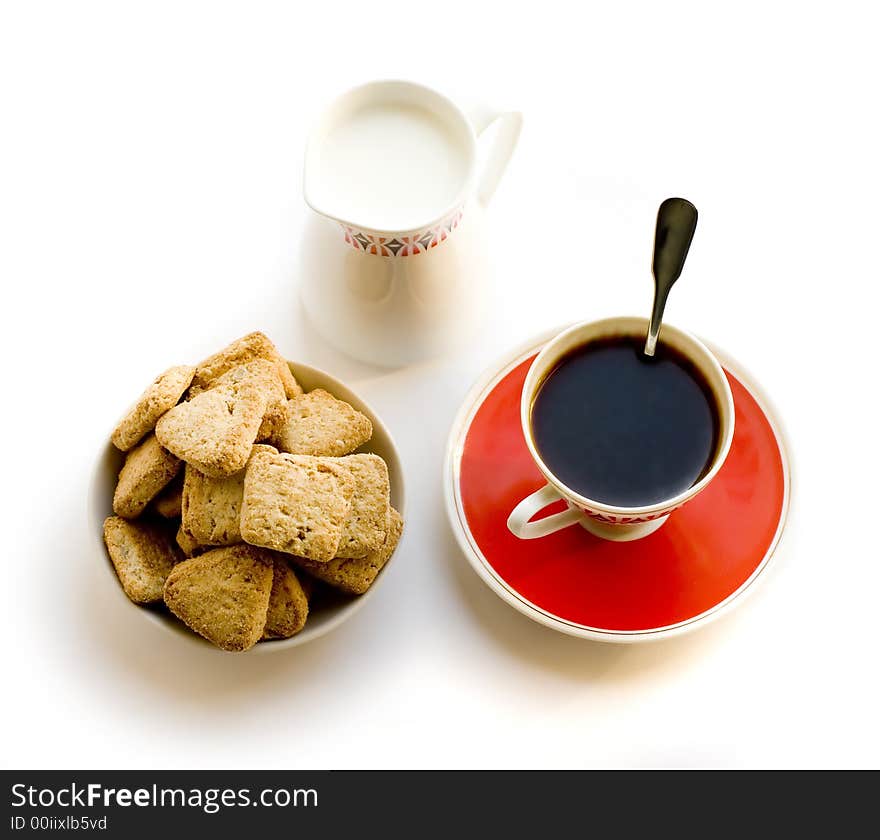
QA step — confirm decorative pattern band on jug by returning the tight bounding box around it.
[341,208,464,257]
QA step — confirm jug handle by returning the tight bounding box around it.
[467,105,523,207]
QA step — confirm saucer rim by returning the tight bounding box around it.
[443,325,792,644]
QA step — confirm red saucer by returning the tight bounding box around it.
[445,331,790,641]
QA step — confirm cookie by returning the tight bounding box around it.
[190,331,301,400]
[112,433,182,519]
[163,545,274,652]
[262,556,309,640]
[256,403,282,443]
[256,398,289,443]
[291,508,403,595]
[111,365,195,452]
[103,516,182,603]
[176,522,204,558]
[153,474,183,518]
[181,462,245,546]
[155,361,273,477]
[240,449,355,562]
[329,453,390,558]
[209,358,286,443]
[212,357,285,407]
[269,389,372,457]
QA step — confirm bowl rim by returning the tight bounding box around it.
[89,359,406,654]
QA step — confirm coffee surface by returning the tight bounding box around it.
[531,336,719,507]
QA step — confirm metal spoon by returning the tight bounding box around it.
[644,197,698,356]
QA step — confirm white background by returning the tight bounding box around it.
[2,1,878,769]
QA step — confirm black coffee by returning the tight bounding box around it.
[531,336,719,507]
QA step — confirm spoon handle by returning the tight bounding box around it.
[645,197,698,356]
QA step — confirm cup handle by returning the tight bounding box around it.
[507,484,583,540]
[467,104,523,207]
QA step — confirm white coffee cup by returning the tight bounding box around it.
[507,316,735,542]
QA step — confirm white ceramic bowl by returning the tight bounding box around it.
[89,361,405,653]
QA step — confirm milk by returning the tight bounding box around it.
[313,103,470,231]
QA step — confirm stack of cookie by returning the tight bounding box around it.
[102,332,403,652]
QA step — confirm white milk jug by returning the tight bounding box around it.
[299,80,521,366]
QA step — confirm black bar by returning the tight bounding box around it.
[1,770,875,837]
